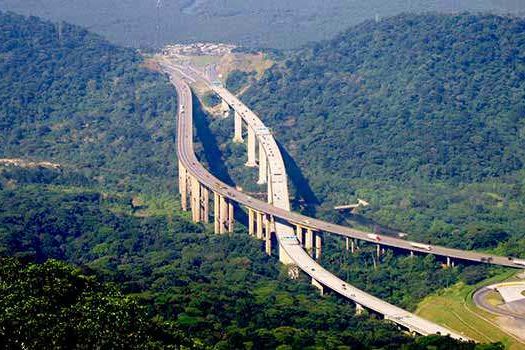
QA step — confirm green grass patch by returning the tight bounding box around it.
[416,270,525,349]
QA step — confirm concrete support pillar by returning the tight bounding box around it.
[191,177,201,222]
[296,225,303,246]
[214,192,220,234]
[219,195,228,234]
[267,174,273,203]
[248,208,255,236]
[346,237,356,253]
[245,126,257,167]
[305,228,314,257]
[410,251,414,258]
[355,303,365,316]
[256,211,264,240]
[179,162,188,211]
[257,146,267,185]
[233,111,243,143]
[376,244,381,258]
[200,186,209,223]
[315,232,323,260]
[312,278,324,296]
[228,202,234,233]
[446,256,455,268]
[265,216,272,256]
[221,99,230,117]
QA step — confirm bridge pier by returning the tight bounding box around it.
[312,278,325,296]
[245,126,257,167]
[355,303,365,316]
[267,173,273,203]
[233,111,243,143]
[228,201,234,232]
[214,192,220,234]
[221,99,230,117]
[200,186,209,223]
[376,244,381,258]
[305,228,314,257]
[191,176,201,222]
[256,211,264,240]
[295,225,303,246]
[265,216,273,256]
[178,161,188,211]
[257,146,267,185]
[248,208,255,236]
[315,232,323,260]
[446,256,455,268]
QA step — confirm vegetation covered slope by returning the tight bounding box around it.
[240,14,525,252]
[0,13,494,349]
[0,11,178,194]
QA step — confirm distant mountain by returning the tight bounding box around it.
[0,0,524,49]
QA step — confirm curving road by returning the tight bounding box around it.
[165,64,474,340]
[162,59,523,270]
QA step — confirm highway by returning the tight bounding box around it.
[165,64,472,340]
[162,59,523,270]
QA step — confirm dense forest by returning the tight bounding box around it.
[0,12,501,349]
[236,13,525,255]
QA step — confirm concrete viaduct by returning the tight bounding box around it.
[161,59,523,340]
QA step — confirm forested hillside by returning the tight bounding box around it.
[0,11,178,194]
[0,12,496,349]
[240,14,525,253]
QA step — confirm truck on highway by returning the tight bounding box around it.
[513,259,525,267]
[410,242,432,251]
[367,233,381,242]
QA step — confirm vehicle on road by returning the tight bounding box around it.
[367,233,381,241]
[410,242,432,251]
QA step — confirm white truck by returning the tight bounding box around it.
[410,242,432,251]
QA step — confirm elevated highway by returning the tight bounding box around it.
[164,63,475,340]
[162,59,523,270]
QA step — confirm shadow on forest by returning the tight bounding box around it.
[192,96,248,225]
[192,96,235,186]
[276,140,319,216]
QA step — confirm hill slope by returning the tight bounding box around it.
[239,13,525,249]
[0,11,177,193]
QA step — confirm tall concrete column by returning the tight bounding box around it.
[191,177,201,222]
[257,146,267,185]
[233,111,243,143]
[315,232,323,260]
[214,192,220,234]
[376,244,381,258]
[228,201,234,233]
[296,225,303,246]
[245,126,257,167]
[248,208,255,236]
[201,186,209,223]
[219,195,228,234]
[267,174,273,204]
[305,228,314,257]
[265,215,272,256]
[355,303,365,316]
[256,211,264,240]
[312,278,324,296]
[346,238,356,253]
[221,99,230,117]
[179,162,188,211]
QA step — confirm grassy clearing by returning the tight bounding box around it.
[416,270,525,349]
